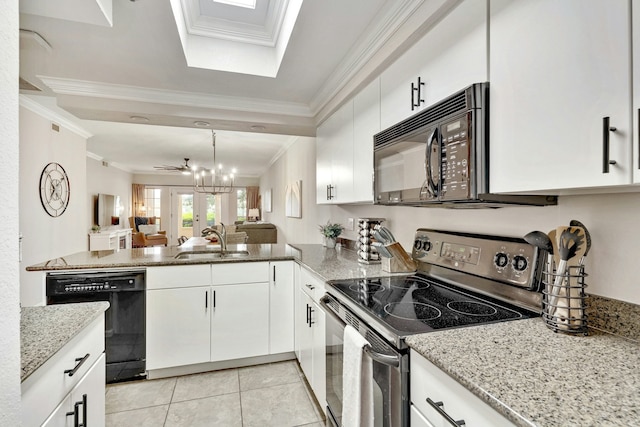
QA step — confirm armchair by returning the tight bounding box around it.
[129,216,168,247]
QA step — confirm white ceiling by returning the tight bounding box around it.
[18,0,454,176]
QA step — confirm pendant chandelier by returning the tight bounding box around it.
[192,130,237,195]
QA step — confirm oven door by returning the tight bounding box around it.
[321,296,408,427]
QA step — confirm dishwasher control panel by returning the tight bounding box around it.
[46,271,145,295]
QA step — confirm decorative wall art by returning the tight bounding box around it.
[263,188,272,213]
[285,180,302,218]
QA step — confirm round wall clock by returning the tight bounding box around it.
[39,162,70,217]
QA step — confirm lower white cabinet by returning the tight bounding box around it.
[42,354,106,427]
[146,261,293,371]
[410,349,515,427]
[146,286,211,369]
[295,266,326,408]
[22,315,106,427]
[210,282,269,362]
[269,261,295,354]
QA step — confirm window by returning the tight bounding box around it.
[236,188,247,221]
[213,0,256,9]
[144,188,161,225]
[206,194,216,226]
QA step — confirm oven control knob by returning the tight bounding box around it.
[413,239,422,251]
[494,252,509,268]
[512,255,528,272]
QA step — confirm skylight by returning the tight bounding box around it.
[213,0,256,9]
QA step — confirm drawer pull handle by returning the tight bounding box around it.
[64,353,90,377]
[306,284,315,290]
[426,398,466,426]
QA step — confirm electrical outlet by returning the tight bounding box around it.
[347,218,355,231]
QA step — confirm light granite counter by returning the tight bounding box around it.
[21,302,109,382]
[405,318,640,427]
[25,240,395,282]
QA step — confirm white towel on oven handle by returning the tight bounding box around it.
[341,324,374,427]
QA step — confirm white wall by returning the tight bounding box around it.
[262,136,640,306]
[19,106,88,306]
[87,156,133,232]
[0,1,22,423]
[259,136,330,244]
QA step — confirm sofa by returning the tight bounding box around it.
[235,222,277,244]
[129,216,168,247]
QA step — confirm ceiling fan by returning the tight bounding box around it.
[153,158,192,174]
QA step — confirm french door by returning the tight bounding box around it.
[170,190,217,243]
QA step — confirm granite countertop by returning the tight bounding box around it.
[25,239,396,282]
[21,302,110,382]
[405,318,640,427]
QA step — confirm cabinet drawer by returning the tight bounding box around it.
[22,316,105,427]
[212,262,269,285]
[410,349,515,427]
[299,267,326,303]
[147,265,211,289]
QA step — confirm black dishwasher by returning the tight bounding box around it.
[47,270,146,383]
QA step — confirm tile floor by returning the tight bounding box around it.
[105,360,326,427]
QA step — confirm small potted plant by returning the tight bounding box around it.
[319,221,344,248]
[91,225,101,233]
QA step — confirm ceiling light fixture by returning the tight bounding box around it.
[192,130,237,195]
[194,120,211,127]
[130,115,150,122]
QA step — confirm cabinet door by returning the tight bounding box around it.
[380,0,487,130]
[490,0,631,193]
[310,300,326,408]
[331,101,355,203]
[146,287,211,369]
[269,261,295,354]
[316,117,335,204]
[42,355,106,427]
[297,290,314,382]
[210,282,270,362]
[353,78,380,203]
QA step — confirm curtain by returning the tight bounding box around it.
[132,184,146,216]
[246,186,260,210]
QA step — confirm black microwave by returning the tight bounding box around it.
[373,82,556,207]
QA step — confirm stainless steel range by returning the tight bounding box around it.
[321,229,545,427]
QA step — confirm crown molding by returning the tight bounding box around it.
[19,95,93,139]
[86,151,133,173]
[38,76,314,118]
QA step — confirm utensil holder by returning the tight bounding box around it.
[357,218,385,264]
[542,265,588,335]
[381,243,417,273]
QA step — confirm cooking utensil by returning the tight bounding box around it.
[549,226,586,316]
[569,219,591,265]
[524,230,554,284]
[372,242,392,258]
[373,229,389,245]
[379,226,396,243]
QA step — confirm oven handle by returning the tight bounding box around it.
[320,296,400,368]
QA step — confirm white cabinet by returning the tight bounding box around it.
[632,3,640,183]
[88,228,132,251]
[146,263,272,371]
[146,286,211,369]
[380,0,488,130]
[353,79,380,202]
[489,0,632,193]
[410,349,515,427]
[22,316,106,427]
[317,101,355,204]
[295,266,326,407]
[269,261,295,354]
[43,355,106,427]
[316,78,380,205]
[210,282,269,361]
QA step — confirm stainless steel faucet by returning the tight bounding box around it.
[208,229,227,252]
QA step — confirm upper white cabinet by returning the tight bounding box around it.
[379,0,488,130]
[489,0,632,193]
[317,79,380,205]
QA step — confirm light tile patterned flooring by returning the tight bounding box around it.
[105,360,326,427]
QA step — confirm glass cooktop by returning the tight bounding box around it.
[327,274,537,337]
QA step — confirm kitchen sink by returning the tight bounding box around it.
[174,250,250,260]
